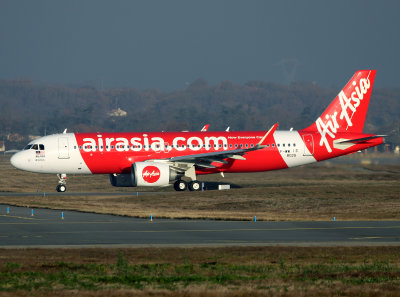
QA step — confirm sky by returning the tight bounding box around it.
[0,0,399,90]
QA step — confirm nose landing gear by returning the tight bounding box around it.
[56,174,67,192]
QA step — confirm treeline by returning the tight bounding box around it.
[0,78,399,148]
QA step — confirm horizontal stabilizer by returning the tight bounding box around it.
[335,135,386,144]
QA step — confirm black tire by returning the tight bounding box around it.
[56,184,66,192]
[188,180,201,191]
[174,180,187,191]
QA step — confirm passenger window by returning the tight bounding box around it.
[288,143,290,147]
[293,143,296,147]
[251,144,254,148]
[235,144,238,148]
[272,144,275,147]
[282,144,285,147]
[229,144,232,148]
[245,144,248,148]
[277,144,280,147]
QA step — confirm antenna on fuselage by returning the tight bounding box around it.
[63,129,67,134]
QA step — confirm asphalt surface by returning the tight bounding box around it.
[0,205,399,247]
[0,191,164,197]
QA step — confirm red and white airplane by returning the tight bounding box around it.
[11,70,384,192]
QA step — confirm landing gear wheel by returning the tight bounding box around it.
[56,173,67,193]
[188,180,201,191]
[174,180,187,191]
[56,184,66,192]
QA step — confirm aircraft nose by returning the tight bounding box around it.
[10,152,24,170]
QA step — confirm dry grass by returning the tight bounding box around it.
[0,246,400,296]
[0,155,399,220]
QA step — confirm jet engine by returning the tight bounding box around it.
[110,162,180,187]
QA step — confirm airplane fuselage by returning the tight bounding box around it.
[12,130,382,175]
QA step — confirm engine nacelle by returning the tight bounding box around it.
[110,162,180,187]
[131,162,172,187]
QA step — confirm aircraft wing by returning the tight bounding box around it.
[161,123,278,169]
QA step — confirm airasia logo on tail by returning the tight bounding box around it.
[142,166,161,183]
[316,72,372,153]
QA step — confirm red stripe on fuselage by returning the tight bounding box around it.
[74,132,288,174]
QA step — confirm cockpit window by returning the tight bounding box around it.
[24,144,45,150]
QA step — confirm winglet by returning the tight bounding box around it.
[258,123,278,147]
[201,124,209,132]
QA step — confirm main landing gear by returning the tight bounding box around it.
[173,180,201,191]
[56,173,67,192]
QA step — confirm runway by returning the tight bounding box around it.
[0,205,399,247]
[0,191,165,197]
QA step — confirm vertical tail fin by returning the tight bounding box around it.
[302,70,376,133]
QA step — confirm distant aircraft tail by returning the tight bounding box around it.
[302,70,376,134]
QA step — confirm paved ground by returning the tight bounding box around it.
[0,205,399,247]
[0,191,162,197]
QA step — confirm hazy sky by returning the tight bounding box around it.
[0,0,399,90]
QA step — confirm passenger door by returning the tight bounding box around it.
[58,137,70,159]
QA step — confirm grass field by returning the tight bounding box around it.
[0,155,399,221]
[1,155,400,296]
[0,246,400,296]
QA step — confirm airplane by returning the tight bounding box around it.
[10,70,384,192]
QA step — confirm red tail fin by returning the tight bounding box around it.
[302,70,376,133]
